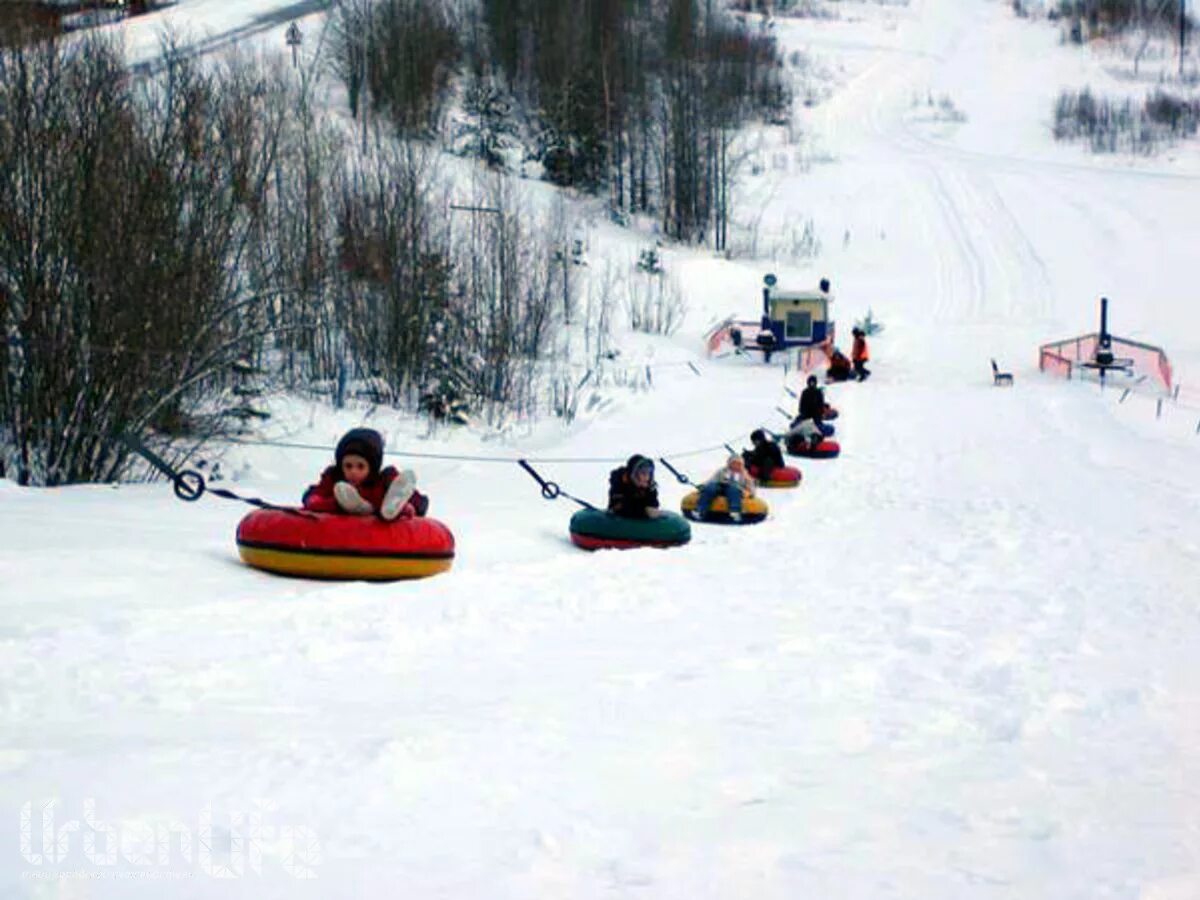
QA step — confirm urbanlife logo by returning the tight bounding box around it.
[20,799,320,880]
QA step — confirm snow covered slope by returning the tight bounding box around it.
[4,0,1200,897]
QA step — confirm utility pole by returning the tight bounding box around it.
[285,22,302,70]
[361,36,369,155]
[339,0,370,155]
[1181,0,1188,79]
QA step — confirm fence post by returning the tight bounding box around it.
[1156,398,1163,419]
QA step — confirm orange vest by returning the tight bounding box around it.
[852,335,869,362]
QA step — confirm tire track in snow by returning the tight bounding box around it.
[904,129,1200,186]
[832,20,1025,326]
[922,160,989,320]
[820,0,1057,330]
[934,159,1054,324]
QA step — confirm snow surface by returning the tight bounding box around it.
[4,0,1200,897]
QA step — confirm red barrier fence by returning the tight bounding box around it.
[1039,332,1173,394]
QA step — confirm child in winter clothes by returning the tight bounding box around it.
[302,428,428,520]
[742,429,785,481]
[826,347,854,382]
[787,416,825,451]
[695,455,755,522]
[607,454,661,518]
[798,374,827,428]
[851,327,871,381]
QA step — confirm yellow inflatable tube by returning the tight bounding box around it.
[680,490,768,524]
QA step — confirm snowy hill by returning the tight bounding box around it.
[4,0,1200,897]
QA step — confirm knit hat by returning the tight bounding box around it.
[627,454,654,480]
[806,375,818,387]
[750,429,767,444]
[335,427,385,476]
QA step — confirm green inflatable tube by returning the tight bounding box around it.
[569,508,691,550]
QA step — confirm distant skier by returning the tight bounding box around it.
[608,454,662,519]
[851,327,871,381]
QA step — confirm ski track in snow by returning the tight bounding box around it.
[3,0,1200,898]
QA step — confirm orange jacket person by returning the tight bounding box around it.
[851,328,871,382]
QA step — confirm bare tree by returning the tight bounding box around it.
[330,0,461,138]
[327,0,372,120]
[254,64,348,390]
[332,143,452,405]
[0,36,290,484]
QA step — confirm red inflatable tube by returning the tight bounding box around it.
[570,532,685,551]
[236,508,455,580]
[748,464,802,486]
[786,438,841,459]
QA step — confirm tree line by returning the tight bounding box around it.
[2,0,784,485]
[329,0,791,249]
[0,34,588,484]
[1046,0,1192,35]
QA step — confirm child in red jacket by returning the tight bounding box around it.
[302,428,427,520]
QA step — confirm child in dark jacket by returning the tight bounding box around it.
[302,427,428,520]
[742,429,785,481]
[798,375,826,426]
[607,454,661,518]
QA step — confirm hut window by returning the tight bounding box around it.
[785,310,812,340]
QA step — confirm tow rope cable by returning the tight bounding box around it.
[517,460,598,511]
[656,457,695,487]
[121,433,314,517]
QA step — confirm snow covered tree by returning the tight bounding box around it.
[456,71,517,168]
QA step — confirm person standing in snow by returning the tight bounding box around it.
[607,454,662,518]
[851,327,871,381]
[302,427,428,520]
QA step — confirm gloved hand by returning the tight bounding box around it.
[380,469,416,521]
[333,481,374,515]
